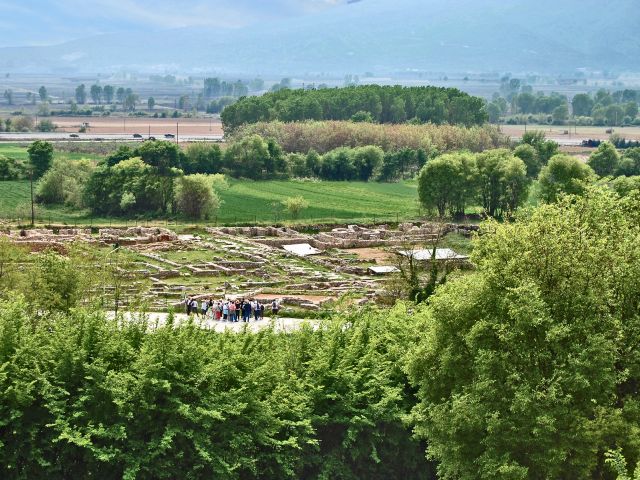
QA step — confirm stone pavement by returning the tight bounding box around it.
[107,311,317,333]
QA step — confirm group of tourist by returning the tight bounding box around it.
[184,296,279,322]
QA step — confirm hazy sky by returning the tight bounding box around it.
[0,0,346,47]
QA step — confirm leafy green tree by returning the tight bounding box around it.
[116,87,126,104]
[552,104,569,124]
[75,84,87,104]
[485,102,501,123]
[36,159,94,208]
[572,93,594,116]
[352,145,383,181]
[513,143,540,178]
[90,84,102,104]
[538,154,595,203]
[522,130,558,165]
[476,149,526,217]
[103,84,115,103]
[147,96,155,110]
[38,85,47,102]
[407,188,640,480]
[625,102,639,119]
[182,142,222,174]
[418,152,477,217]
[351,110,374,122]
[175,174,225,219]
[588,141,620,177]
[320,147,357,181]
[222,134,286,179]
[27,140,54,178]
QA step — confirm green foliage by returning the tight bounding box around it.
[36,159,95,208]
[0,298,432,479]
[538,154,595,203]
[407,188,640,479]
[175,174,226,219]
[230,121,505,156]
[221,85,487,131]
[182,143,223,175]
[588,141,621,177]
[418,152,476,217]
[476,149,528,217]
[281,195,309,219]
[513,143,540,178]
[418,149,528,218]
[521,130,558,165]
[84,157,164,215]
[27,140,54,178]
[0,155,22,180]
[223,135,288,180]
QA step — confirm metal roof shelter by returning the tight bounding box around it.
[283,243,322,257]
[398,248,468,261]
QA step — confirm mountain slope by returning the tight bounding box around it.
[0,0,637,74]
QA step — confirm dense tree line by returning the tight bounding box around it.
[407,187,640,479]
[229,121,506,155]
[486,82,640,127]
[418,149,529,218]
[84,141,225,217]
[221,85,488,132]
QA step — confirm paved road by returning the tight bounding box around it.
[107,311,316,333]
[0,132,224,143]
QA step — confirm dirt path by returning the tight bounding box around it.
[108,311,317,333]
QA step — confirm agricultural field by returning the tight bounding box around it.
[501,124,640,143]
[0,178,423,226]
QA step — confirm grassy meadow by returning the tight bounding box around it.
[0,178,422,226]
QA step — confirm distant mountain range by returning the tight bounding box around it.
[0,0,638,75]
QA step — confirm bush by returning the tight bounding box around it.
[538,154,595,203]
[0,155,22,180]
[281,196,309,219]
[174,174,226,219]
[36,159,95,207]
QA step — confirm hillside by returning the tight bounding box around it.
[0,0,638,75]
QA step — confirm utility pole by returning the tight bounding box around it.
[148,124,151,139]
[29,168,35,227]
[176,122,179,144]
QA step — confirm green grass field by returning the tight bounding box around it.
[0,143,102,163]
[0,178,421,226]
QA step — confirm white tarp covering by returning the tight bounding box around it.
[283,243,322,257]
[398,248,468,261]
[368,266,400,275]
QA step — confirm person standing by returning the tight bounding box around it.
[259,302,265,320]
[253,299,259,321]
[271,299,279,319]
[185,296,192,315]
[229,301,236,322]
[242,301,252,322]
[191,298,199,318]
[222,301,229,321]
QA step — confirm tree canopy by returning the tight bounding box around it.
[221,85,487,132]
